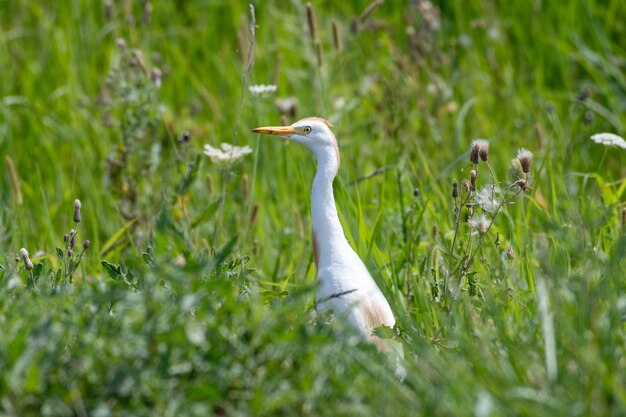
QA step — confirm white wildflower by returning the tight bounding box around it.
[249,84,277,96]
[590,133,626,149]
[468,214,491,236]
[204,143,252,164]
[475,186,501,214]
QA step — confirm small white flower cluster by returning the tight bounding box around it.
[590,133,626,149]
[249,84,277,96]
[204,143,252,164]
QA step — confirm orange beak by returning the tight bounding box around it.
[252,126,296,136]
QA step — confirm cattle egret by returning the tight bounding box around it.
[253,117,403,363]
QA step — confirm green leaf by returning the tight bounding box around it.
[55,247,64,260]
[191,197,222,228]
[32,262,43,281]
[101,261,123,280]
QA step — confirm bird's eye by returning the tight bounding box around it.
[303,126,312,134]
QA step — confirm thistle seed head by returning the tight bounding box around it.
[517,148,533,173]
[470,142,480,164]
[471,139,489,163]
[468,214,491,236]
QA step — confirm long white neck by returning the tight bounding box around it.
[311,146,350,267]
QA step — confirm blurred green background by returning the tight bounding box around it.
[1,0,625,415]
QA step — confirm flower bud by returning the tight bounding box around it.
[470,170,477,192]
[452,181,458,199]
[83,240,91,250]
[73,199,82,223]
[70,229,76,248]
[19,248,34,271]
[461,179,470,194]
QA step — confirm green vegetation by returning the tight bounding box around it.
[1,0,625,415]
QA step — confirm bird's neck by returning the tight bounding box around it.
[311,147,349,267]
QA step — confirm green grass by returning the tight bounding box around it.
[1,0,625,415]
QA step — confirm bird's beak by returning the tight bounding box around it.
[252,125,296,137]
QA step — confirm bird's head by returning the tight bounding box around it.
[252,117,340,166]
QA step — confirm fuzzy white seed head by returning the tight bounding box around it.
[475,186,501,214]
[468,214,491,236]
[471,139,489,162]
[516,148,533,173]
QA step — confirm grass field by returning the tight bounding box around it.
[1,0,625,415]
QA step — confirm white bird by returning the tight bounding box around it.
[253,117,401,355]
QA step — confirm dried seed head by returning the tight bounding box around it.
[249,203,259,227]
[83,240,91,250]
[470,142,480,164]
[517,148,533,173]
[461,179,470,194]
[73,199,82,223]
[19,248,34,271]
[470,169,477,191]
[315,41,323,67]
[470,139,489,163]
[359,0,384,25]
[505,246,515,260]
[452,181,459,199]
[331,20,343,51]
[468,214,491,236]
[306,3,318,43]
